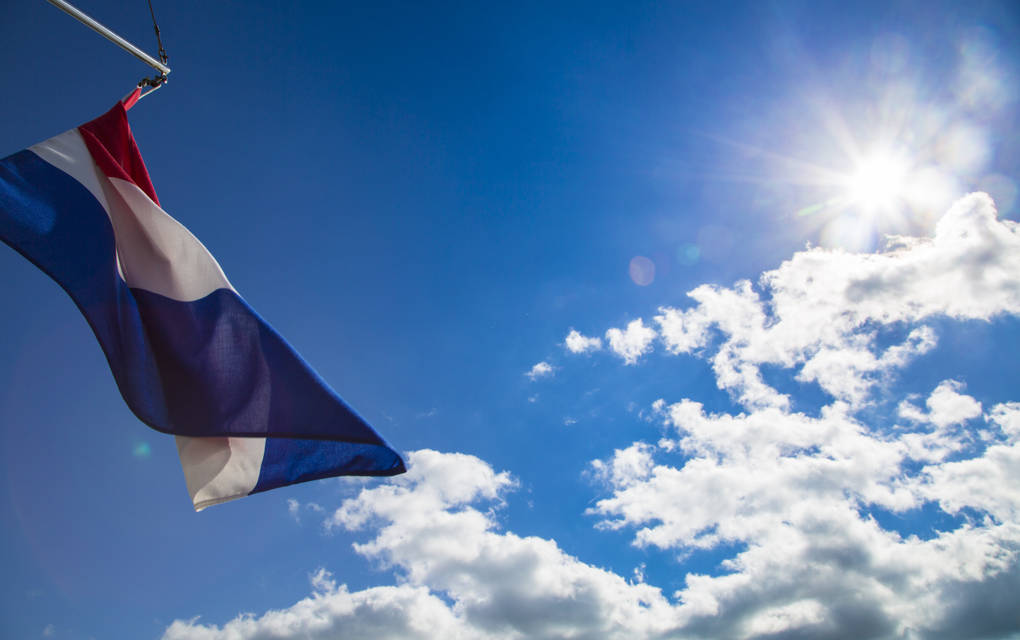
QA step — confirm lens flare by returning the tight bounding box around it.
[629,256,655,286]
[677,243,701,266]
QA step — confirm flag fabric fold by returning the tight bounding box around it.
[0,93,405,510]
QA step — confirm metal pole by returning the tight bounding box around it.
[44,0,171,76]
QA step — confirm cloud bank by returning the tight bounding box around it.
[164,194,1020,640]
[164,450,679,640]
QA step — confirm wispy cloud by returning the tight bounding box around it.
[287,498,325,525]
[526,361,554,381]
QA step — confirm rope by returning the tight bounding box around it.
[147,0,168,65]
[138,0,168,88]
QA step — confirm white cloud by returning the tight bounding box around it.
[287,498,325,524]
[591,401,914,550]
[605,319,657,365]
[990,402,1020,442]
[565,329,603,354]
[652,193,1019,409]
[920,438,1020,523]
[163,581,468,640]
[897,381,984,463]
[588,395,1020,638]
[163,195,1020,640]
[590,443,655,490]
[167,450,680,640]
[907,402,1020,524]
[589,195,1020,636]
[526,361,554,381]
[743,600,827,637]
[42,625,54,638]
[165,434,1020,640]
[925,380,983,428]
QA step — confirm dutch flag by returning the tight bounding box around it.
[0,92,406,510]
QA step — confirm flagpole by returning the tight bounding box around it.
[44,0,171,76]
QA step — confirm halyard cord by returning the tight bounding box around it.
[138,0,168,89]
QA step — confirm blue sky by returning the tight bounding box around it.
[2,1,1020,638]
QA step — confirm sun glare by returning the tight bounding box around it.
[843,150,911,213]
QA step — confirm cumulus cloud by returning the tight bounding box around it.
[990,402,1020,441]
[165,434,1020,640]
[564,329,603,354]
[589,443,655,489]
[526,361,554,380]
[588,394,1020,638]
[654,193,1018,409]
[605,319,657,365]
[166,450,679,640]
[163,194,1020,640]
[925,380,983,428]
[581,195,1020,637]
[163,579,467,640]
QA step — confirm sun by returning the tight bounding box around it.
[842,149,912,214]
